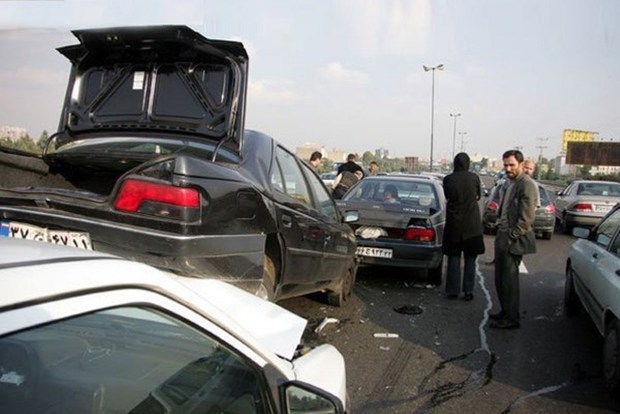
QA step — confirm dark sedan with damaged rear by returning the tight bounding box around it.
[335,176,446,285]
[0,25,358,306]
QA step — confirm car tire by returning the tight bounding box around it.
[427,259,444,286]
[542,231,553,240]
[603,319,620,393]
[327,266,356,307]
[564,263,582,316]
[256,255,276,302]
[561,215,573,235]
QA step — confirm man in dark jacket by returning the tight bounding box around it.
[490,149,537,329]
[337,153,364,176]
[442,152,485,301]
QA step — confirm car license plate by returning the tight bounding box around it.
[356,246,393,258]
[0,220,92,250]
[596,205,612,213]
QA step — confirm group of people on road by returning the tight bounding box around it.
[311,147,538,329]
[309,152,380,200]
[442,150,538,329]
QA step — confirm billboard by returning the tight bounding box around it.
[566,141,620,166]
[562,129,597,153]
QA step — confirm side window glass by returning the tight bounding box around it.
[594,210,620,248]
[0,306,268,414]
[275,147,312,207]
[270,158,285,193]
[611,234,620,257]
[301,163,339,222]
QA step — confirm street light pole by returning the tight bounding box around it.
[536,137,549,180]
[423,64,444,171]
[450,112,461,160]
[458,131,468,152]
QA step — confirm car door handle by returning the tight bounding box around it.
[281,215,292,228]
[616,269,620,277]
[592,253,598,259]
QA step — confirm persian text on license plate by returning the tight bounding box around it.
[0,220,93,250]
[356,246,393,259]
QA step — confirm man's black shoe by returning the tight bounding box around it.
[489,318,520,329]
[463,293,474,301]
[446,293,459,300]
[489,312,505,321]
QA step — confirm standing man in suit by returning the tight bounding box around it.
[490,150,538,329]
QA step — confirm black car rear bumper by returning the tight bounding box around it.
[0,207,265,290]
[355,239,443,269]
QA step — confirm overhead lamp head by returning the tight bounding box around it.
[423,65,430,71]
[437,64,445,70]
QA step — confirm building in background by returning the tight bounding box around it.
[375,147,389,159]
[295,144,323,161]
[552,155,577,176]
[0,126,28,142]
[404,156,418,172]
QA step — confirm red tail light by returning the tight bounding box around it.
[404,227,435,242]
[572,203,593,212]
[115,179,200,219]
[545,204,556,213]
[488,201,499,211]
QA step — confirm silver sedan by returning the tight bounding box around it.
[554,180,620,234]
[565,204,620,393]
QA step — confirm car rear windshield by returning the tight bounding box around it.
[576,182,620,196]
[344,179,439,209]
[46,135,239,170]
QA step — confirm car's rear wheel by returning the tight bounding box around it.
[564,263,582,316]
[327,266,356,307]
[542,231,553,240]
[561,214,573,235]
[427,259,444,286]
[256,255,276,302]
[603,319,620,393]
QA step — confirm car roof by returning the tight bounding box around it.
[0,238,305,362]
[363,175,440,184]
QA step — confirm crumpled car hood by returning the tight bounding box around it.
[173,276,307,361]
[54,25,248,155]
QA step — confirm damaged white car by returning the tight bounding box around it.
[0,238,348,413]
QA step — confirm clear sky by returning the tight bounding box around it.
[1,0,618,162]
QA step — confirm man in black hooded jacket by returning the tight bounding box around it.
[442,152,485,301]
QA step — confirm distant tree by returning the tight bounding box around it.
[0,135,40,154]
[381,157,406,173]
[36,130,49,150]
[361,151,375,165]
[318,158,334,174]
[578,165,592,179]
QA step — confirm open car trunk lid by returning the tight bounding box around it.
[53,25,248,155]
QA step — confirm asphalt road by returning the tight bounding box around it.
[279,178,620,414]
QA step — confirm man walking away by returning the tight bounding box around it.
[490,150,538,329]
[442,152,485,301]
[337,153,364,176]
